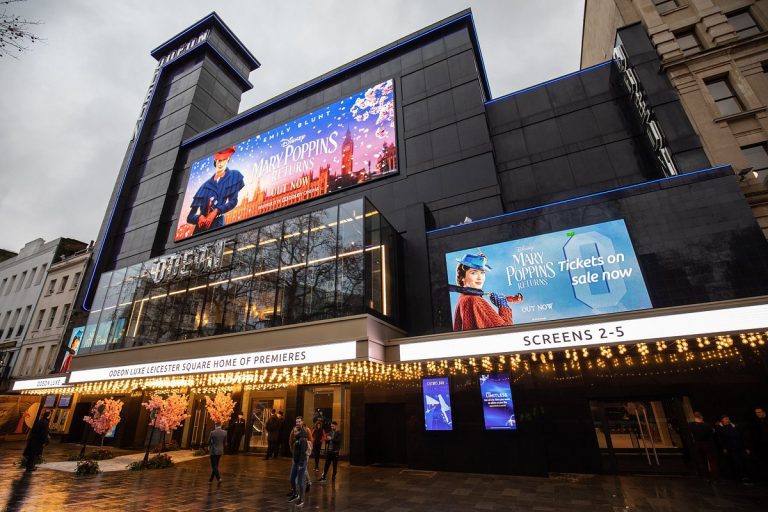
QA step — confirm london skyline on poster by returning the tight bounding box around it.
[175,79,397,241]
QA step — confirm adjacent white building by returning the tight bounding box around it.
[12,246,91,379]
[0,238,88,388]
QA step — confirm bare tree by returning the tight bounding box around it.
[1,0,42,58]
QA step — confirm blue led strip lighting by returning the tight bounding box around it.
[81,40,251,311]
[182,12,479,148]
[484,60,613,106]
[427,165,732,235]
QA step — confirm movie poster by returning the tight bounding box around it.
[175,79,398,241]
[446,220,652,332]
[60,326,84,373]
[479,373,516,430]
[422,377,453,431]
[0,395,41,435]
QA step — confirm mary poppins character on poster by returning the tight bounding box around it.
[446,220,652,332]
[185,145,245,235]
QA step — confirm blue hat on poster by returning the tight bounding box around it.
[456,251,492,271]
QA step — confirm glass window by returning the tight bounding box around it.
[59,276,69,292]
[305,206,339,321]
[34,264,46,285]
[228,231,259,332]
[35,309,45,330]
[705,78,743,116]
[653,0,678,15]
[200,240,236,337]
[46,278,56,295]
[72,272,81,289]
[365,200,397,320]
[676,30,702,57]
[46,306,57,329]
[25,269,36,289]
[17,272,27,292]
[727,10,760,39]
[4,276,15,296]
[277,215,310,326]
[249,222,281,329]
[337,201,364,315]
[742,144,768,179]
[60,303,70,326]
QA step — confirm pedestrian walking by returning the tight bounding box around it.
[23,410,51,472]
[319,420,342,482]
[288,417,310,507]
[209,423,227,483]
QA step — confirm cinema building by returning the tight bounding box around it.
[13,10,768,476]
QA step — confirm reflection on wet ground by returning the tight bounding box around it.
[0,441,766,511]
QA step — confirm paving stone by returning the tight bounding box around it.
[0,441,766,511]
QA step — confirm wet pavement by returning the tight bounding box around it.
[0,441,766,511]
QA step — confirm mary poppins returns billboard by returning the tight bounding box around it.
[446,220,652,332]
[175,79,398,241]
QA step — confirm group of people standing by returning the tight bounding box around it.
[286,415,343,508]
[205,408,343,507]
[688,407,768,483]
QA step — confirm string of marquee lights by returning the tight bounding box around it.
[20,331,766,397]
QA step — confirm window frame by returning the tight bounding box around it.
[705,77,744,116]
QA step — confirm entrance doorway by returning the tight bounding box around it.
[247,397,285,451]
[590,397,692,474]
[365,403,407,465]
[301,384,350,455]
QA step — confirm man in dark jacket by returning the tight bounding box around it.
[319,420,342,482]
[716,415,749,481]
[751,407,768,480]
[23,410,51,472]
[687,412,718,481]
[209,423,227,483]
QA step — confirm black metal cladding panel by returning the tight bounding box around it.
[427,171,768,333]
[208,27,252,79]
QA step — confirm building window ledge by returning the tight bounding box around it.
[714,106,766,123]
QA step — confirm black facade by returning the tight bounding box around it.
[59,12,768,477]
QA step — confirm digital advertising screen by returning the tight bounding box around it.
[422,377,453,431]
[446,219,652,332]
[57,394,72,408]
[479,373,516,430]
[43,395,57,408]
[175,79,398,241]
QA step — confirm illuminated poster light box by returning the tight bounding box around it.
[479,373,516,430]
[422,377,453,431]
[175,79,397,241]
[446,219,651,333]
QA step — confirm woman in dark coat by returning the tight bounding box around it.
[312,421,326,472]
[23,410,51,471]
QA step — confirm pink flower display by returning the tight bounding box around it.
[83,398,124,441]
[142,393,190,434]
[205,391,235,425]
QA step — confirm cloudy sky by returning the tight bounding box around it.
[0,0,585,253]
